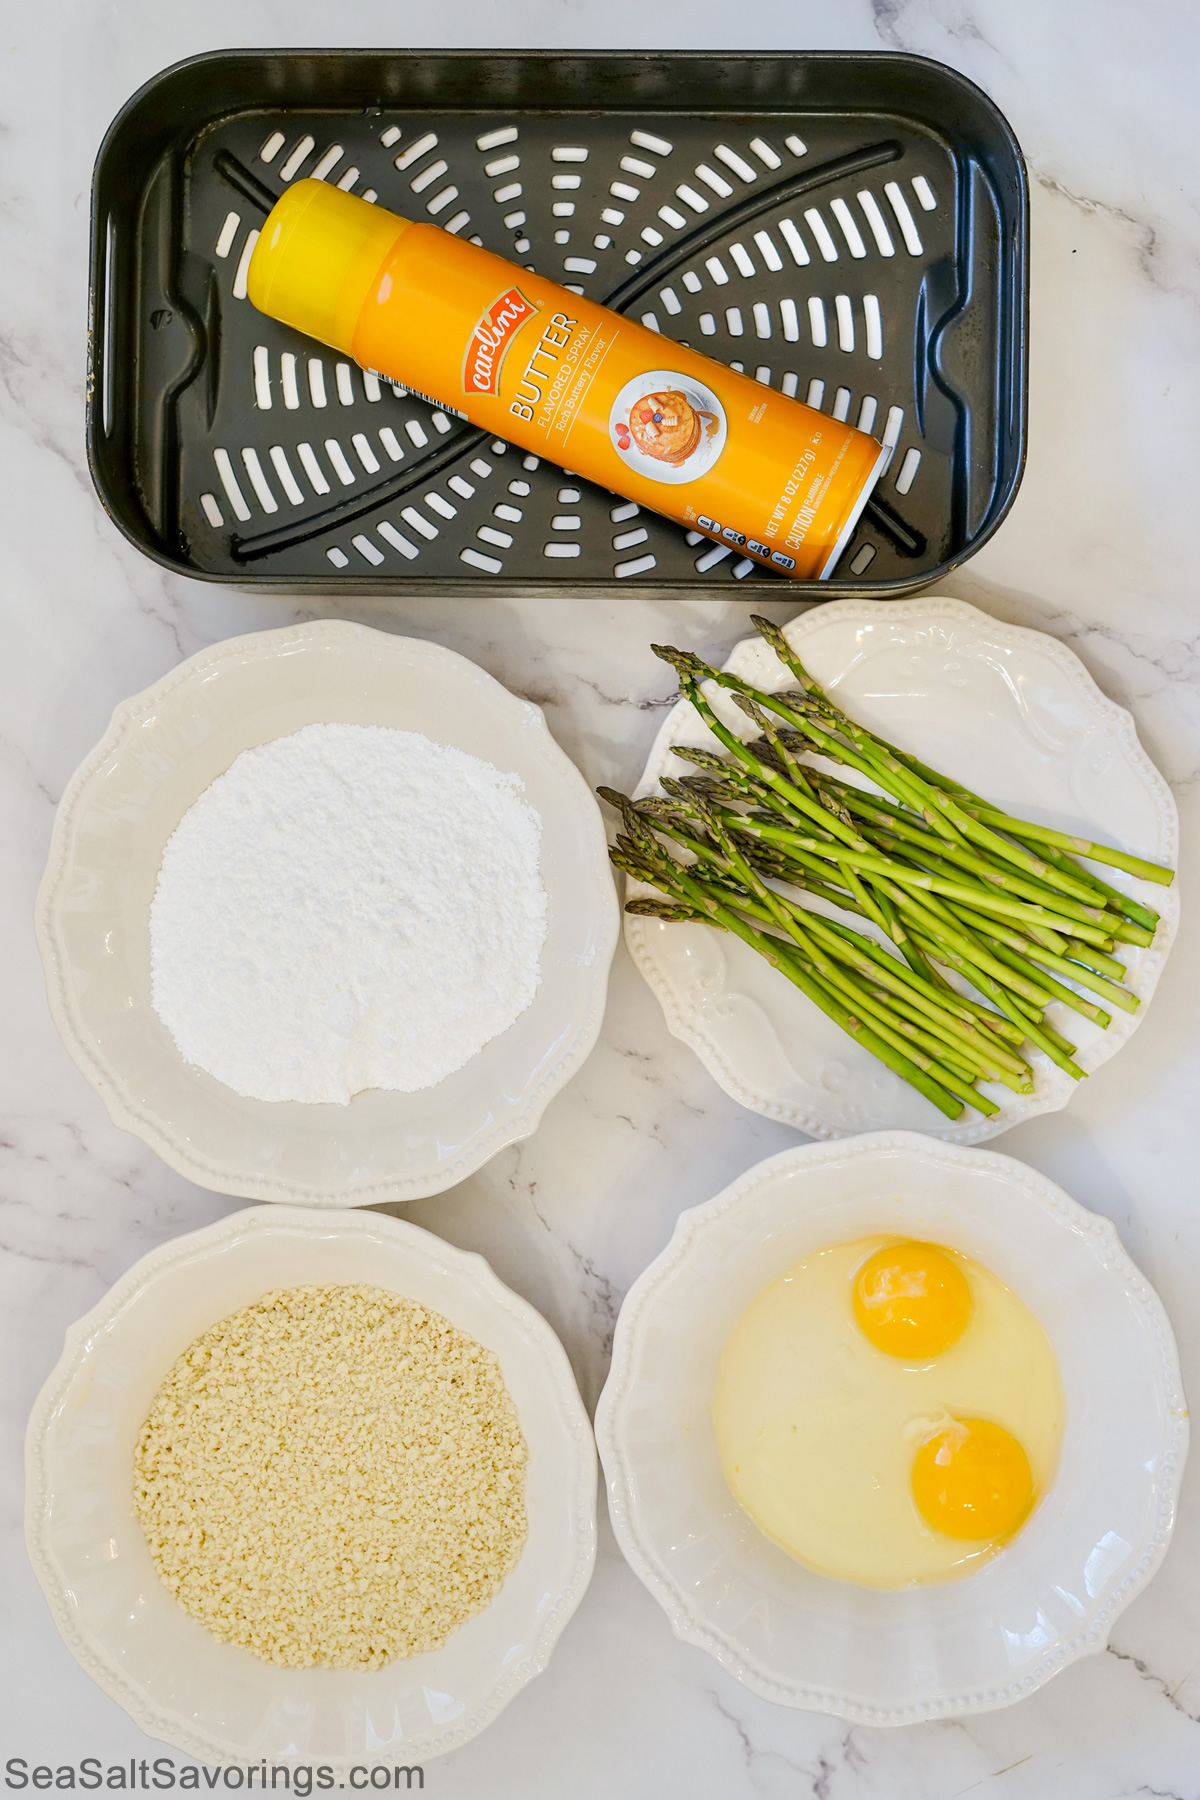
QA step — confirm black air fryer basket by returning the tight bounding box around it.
[87,50,1028,595]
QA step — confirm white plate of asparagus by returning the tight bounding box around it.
[609,599,1179,1142]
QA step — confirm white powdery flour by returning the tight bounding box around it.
[149,723,547,1104]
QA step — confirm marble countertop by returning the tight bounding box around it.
[3,2,1199,1795]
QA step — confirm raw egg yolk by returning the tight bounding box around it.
[911,1417,1034,1541]
[852,1241,971,1359]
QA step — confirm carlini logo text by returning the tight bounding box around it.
[462,287,539,396]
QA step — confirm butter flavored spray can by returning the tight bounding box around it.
[248,180,888,580]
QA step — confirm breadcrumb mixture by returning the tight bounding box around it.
[134,1284,527,1668]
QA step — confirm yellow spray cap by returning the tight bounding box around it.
[246,180,410,355]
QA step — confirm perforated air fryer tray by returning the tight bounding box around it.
[87,50,1028,595]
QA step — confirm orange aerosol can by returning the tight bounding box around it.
[248,180,887,580]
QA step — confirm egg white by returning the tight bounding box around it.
[712,1235,1065,1588]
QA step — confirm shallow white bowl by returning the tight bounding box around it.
[35,621,618,1204]
[624,597,1179,1142]
[26,1205,596,1767]
[595,1133,1187,1723]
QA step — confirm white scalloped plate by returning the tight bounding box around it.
[624,598,1179,1142]
[35,621,619,1204]
[26,1206,597,1767]
[595,1133,1188,1723]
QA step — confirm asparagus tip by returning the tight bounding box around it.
[600,787,659,853]
[608,847,651,879]
[669,744,726,772]
[633,795,683,822]
[625,898,698,923]
[749,614,788,647]
[650,643,709,681]
[664,778,716,823]
[730,691,768,724]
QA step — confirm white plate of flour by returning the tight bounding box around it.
[36,622,618,1204]
[149,722,549,1106]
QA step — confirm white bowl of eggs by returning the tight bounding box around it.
[595,1132,1188,1723]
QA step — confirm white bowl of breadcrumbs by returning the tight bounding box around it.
[25,1206,596,1769]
